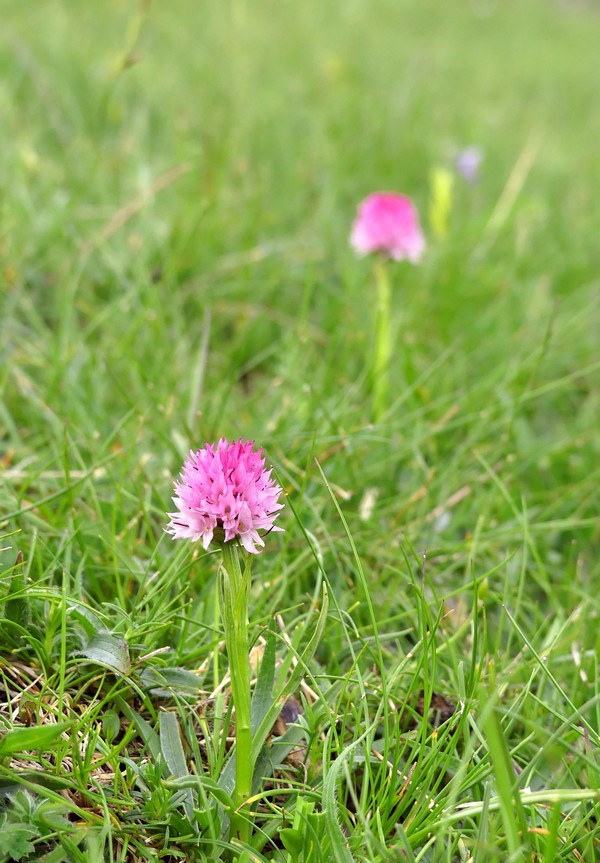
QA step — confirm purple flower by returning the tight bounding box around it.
[455,146,483,183]
[167,438,284,554]
[350,193,425,263]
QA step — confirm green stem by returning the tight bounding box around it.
[373,257,391,422]
[220,541,252,846]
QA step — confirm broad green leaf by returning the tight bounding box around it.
[280,827,303,860]
[67,603,106,636]
[101,710,121,744]
[139,665,203,698]
[252,720,306,794]
[250,627,277,734]
[37,845,71,863]
[0,818,38,860]
[74,632,130,674]
[159,712,195,824]
[0,721,73,756]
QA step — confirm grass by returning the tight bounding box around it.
[1,0,599,859]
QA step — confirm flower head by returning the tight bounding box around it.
[167,438,284,554]
[455,146,483,183]
[350,193,425,263]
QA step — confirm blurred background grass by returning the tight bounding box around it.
[2,0,598,586]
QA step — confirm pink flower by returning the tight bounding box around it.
[166,438,284,554]
[350,193,425,263]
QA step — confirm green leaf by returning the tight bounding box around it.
[478,684,527,858]
[251,583,329,765]
[217,586,328,803]
[281,797,326,863]
[250,627,277,734]
[252,720,306,794]
[0,721,73,756]
[139,665,203,698]
[159,712,188,777]
[194,804,221,836]
[202,783,234,811]
[0,818,38,860]
[159,712,195,824]
[3,551,30,633]
[323,734,370,863]
[119,702,161,761]
[67,603,106,636]
[101,710,121,744]
[166,775,234,811]
[38,846,71,863]
[74,632,130,674]
[280,827,304,860]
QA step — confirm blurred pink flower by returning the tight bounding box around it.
[167,438,284,554]
[350,193,425,263]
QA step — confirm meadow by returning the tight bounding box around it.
[1,0,599,860]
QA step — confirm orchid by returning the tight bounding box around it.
[167,438,284,843]
[350,192,425,263]
[350,192,425,420]
[167,438,284,554]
